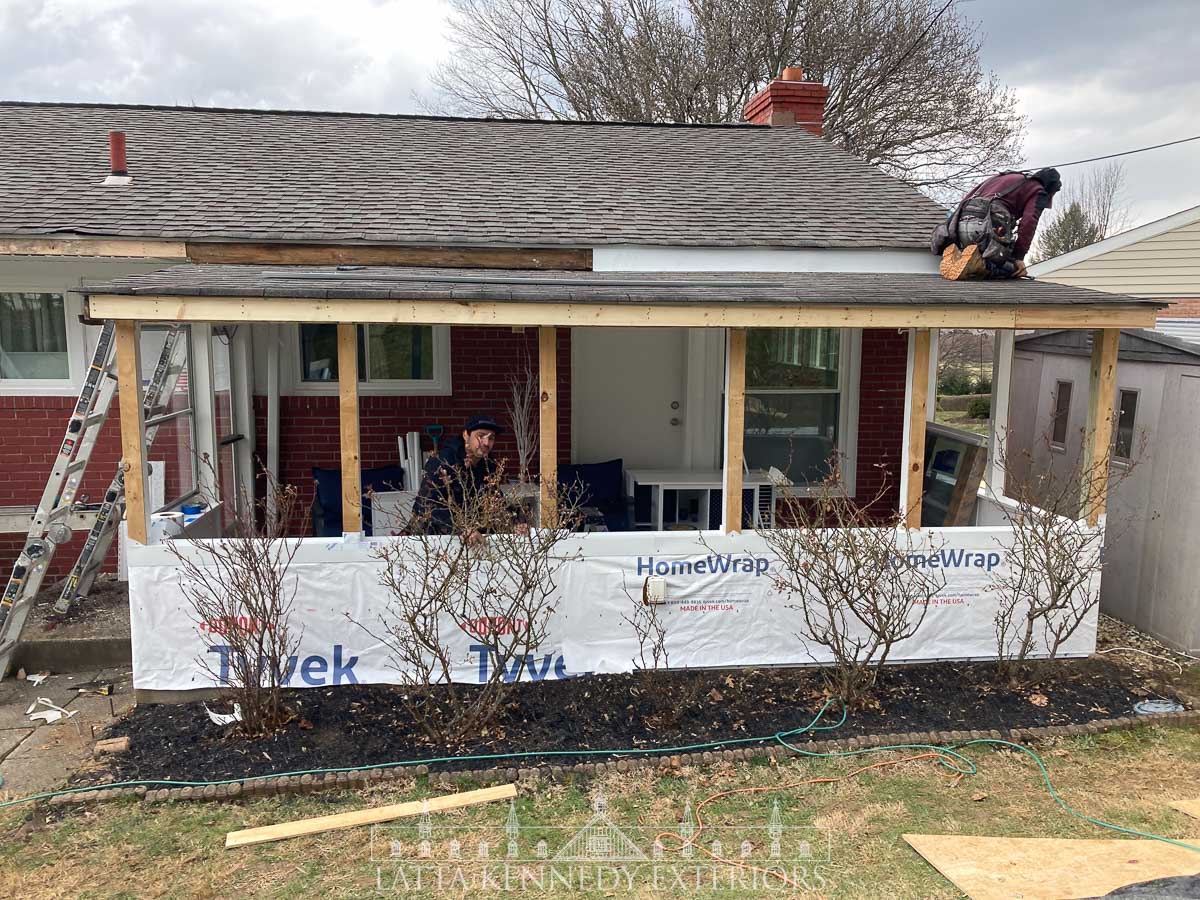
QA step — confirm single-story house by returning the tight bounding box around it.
[0,71,1162,689]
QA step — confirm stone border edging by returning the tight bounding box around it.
[49,709,1200,807]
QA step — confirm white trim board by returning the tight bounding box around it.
[592,245,939,273]
[1029,204,1200,276]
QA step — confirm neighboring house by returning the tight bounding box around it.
[1007,329,1200,653]
[0,71,1162,689]
[1022,207,1200,653]
[1029,203,1200,341]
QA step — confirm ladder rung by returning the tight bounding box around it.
[65,460,87,475]
[83,413,107,429]
[145,408,191,428]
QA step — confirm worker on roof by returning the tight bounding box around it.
[932,168,1062,280]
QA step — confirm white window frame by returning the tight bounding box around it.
[1112,386,1140,464]
[0,285,87,396]
[283,323,452,396]
[737,328,860,497]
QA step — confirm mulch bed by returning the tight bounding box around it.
[89,655,1185,786]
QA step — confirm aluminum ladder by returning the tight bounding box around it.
[0,322,188,675]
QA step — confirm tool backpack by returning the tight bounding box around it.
[931,174,1029,262]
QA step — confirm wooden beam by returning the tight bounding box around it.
[722,328,747,533]
[538,326,558,526]
[337,323,362,533]
[185,242,591,270]
[1082,328,1120,526]
[904,329,932,529]
[225,783,517,849]
[0,237,186,258]
[86,294,1161,331]
[114,321,149,544]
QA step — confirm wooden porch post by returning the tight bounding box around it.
[538,326,558,526]
[337,323,362,533]
[114,320,149,544]
[1082,328,1120,526]
[904,328,932,529]
[722,328,747,534]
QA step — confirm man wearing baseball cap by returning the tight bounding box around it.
[410,414,521,535]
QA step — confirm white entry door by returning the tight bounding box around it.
[571,327,687,467]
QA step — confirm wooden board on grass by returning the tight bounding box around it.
[1169,799,1200,819]
[226,783,516,849]
[903,833,1200,900]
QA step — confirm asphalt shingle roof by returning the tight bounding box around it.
[0,101,947,250]
[83,265,1163,308]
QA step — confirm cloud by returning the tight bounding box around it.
[0,0,451,112]
[0,0,1195,228]
[966,0,1200,226]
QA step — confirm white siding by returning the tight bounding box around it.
[1156,318,1200,344]
[1038,219,1200,298]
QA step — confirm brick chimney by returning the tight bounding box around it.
[743,67,829,137]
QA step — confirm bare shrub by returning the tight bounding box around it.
[505,361,538,483]
[988,425,1146,684]
[621,572,671,676]
[168,466,307,735]
[361,465,584,743]
[761,458,944,704]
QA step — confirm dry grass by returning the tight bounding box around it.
[2,725,1199,898]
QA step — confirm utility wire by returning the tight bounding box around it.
[1030,133,1200,170]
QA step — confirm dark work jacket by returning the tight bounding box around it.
[959,173,1052,260]
[409,436,501,534]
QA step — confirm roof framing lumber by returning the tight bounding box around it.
[84,294,1160,330]
[0,237,187,258]
[185,241,592,270]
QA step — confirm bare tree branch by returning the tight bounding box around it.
[1032,162,1133,263]
[425,0,1024,194]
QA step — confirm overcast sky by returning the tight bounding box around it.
[1,0,1197,229]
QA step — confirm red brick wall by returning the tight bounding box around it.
[0,395,125,580]
[257,326,572,534]
[0,380,199,581]
[1162,298,1200,318]
[853,329,907,513]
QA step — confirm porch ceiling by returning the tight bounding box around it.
[83,264,1165,329]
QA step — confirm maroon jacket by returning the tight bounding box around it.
[959,172,1053,260]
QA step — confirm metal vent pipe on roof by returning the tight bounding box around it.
[102,131,133,186]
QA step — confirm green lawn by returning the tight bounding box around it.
[3,725,1200,898]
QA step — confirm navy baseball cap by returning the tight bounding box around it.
[464,414,503,435]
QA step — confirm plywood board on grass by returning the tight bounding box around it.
[1169,799,1200,819]
[903,833,1200,900]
